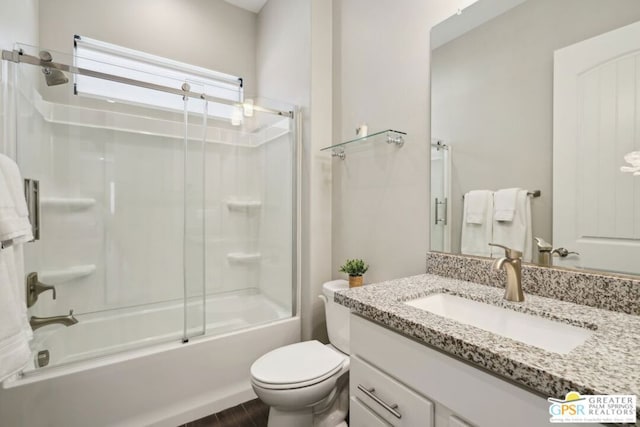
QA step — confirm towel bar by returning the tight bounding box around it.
[463,190,541,199]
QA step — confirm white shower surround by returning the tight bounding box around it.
[0,82,299,425]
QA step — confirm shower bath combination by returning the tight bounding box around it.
[0,42,300,427]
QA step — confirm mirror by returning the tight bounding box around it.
[430,0,640,276]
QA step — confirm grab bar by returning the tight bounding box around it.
[24,178,40,241]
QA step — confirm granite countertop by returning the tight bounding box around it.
[335,274,640,415]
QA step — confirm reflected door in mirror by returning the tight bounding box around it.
[554,20,640,275]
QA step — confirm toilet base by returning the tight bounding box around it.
[266,375,349,427]
[267,407,313,427]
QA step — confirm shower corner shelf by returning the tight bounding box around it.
[41,197,96,210]
[39,264,97,284]
[320,129,407,160]
[227,252,262,264]
[226,200,262,212]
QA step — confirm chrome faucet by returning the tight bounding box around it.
[29,310,78,331]
[489,243,525,302]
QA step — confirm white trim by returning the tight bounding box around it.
[73,36,243,119]
[75,36,240,86]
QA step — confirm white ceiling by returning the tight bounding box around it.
[224,0,267,14]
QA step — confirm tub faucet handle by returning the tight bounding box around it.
[26,272,57,308]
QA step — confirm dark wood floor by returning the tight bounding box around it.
[181,399,269,427]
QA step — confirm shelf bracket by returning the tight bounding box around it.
[387,132,405,146]
[332,148,346,160]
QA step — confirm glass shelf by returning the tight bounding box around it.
[321,129,406,159]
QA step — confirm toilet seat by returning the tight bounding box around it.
[251,341,347,390]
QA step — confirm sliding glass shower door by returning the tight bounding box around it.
[14,45,206,370]
[7,43,296,374]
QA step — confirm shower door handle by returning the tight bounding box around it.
[434,198,447,225]
[24,178,40,241]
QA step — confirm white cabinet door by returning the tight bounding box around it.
[554,20,640,274]
[350,397,392,427]
[351,355,434,426]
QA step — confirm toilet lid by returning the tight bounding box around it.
[251,340,345,386]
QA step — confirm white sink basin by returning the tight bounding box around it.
[405,293,593,354]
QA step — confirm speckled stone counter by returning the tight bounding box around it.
[335,274,640,418]
[426,252,640,315]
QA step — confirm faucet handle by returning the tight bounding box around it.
[489,243,523,259]
[26,272,57,308]
[534,237,552,251]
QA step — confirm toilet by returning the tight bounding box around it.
[250,280,350,427]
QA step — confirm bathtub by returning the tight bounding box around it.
[0,290,300,427]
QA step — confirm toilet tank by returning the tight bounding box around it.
[321,280,350,354]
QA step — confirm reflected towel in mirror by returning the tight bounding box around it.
[461,190,493,257]
[492,190,532,262]
[494,188,520,222]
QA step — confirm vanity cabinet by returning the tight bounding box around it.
[351,354,434,426]
[350,397,392,427]
[349,314,599,427]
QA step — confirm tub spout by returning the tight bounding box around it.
[30,310,78,331]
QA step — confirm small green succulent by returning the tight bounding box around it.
[339,259,369,277]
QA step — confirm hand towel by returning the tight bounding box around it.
[494,188,520,222]
[0,154,33,244]
[465,190,492,224]
[492,190,533,262]
[461,190,493,257]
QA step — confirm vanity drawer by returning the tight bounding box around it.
[350,397,392,427]
[351,355,434,426]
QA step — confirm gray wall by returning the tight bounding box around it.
[38,0,258,95]
[432,0,640,253]
[257,0,329,342]
[330,0,472,284]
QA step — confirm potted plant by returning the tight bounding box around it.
[339,259,369,288]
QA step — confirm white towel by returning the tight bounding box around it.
[0,246,32,382]
[465,190,492,224]
[0,154,33,244]
[494,188,520,222]
[461,190,493,257]
[0,154,34,382]
[492,190,533,262]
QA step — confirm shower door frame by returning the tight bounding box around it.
[3,46,300,372]
[1,49,294,119]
